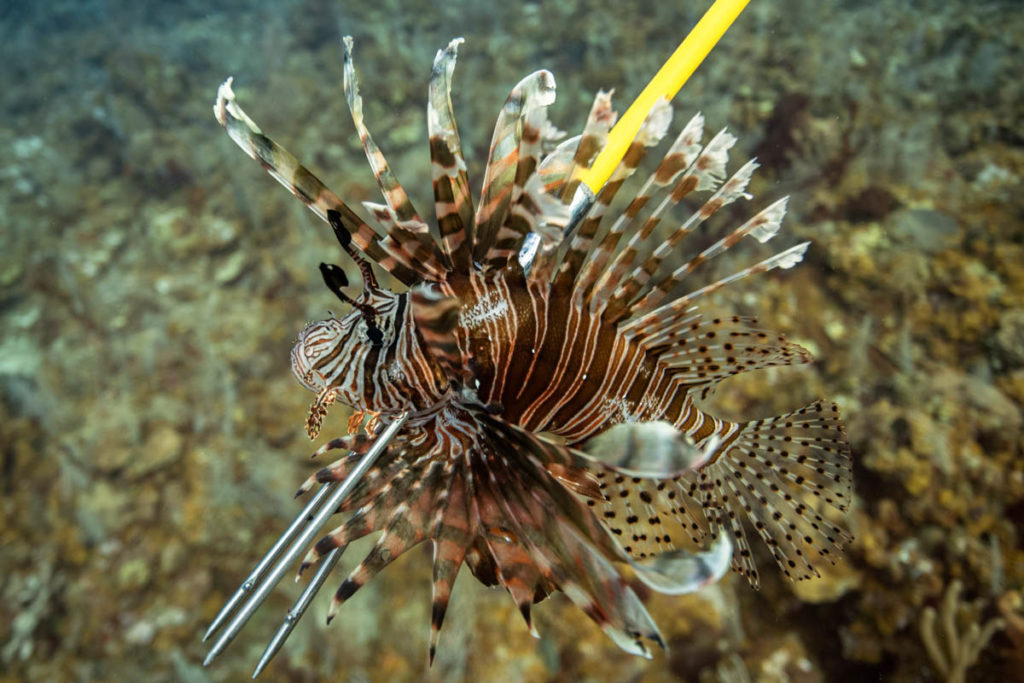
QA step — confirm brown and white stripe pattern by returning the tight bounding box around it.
[214,38,854,663]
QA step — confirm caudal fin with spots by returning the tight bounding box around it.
[700,400,853,587]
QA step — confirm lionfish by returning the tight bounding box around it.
[211,37,853,661]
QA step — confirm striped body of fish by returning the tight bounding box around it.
[213,37,853,659]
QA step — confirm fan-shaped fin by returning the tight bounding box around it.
[482,442,663,657]
[300,454,428,571]
[688,401,852,586]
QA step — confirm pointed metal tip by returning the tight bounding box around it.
[252,653,272,679]
[253,618,293,678]
[201,414,406,672]
[326,614,335,625]
[202,585,250,645]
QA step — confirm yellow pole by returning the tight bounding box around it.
[576,0,751,194]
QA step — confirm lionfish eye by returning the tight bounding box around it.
[365,319,384,346]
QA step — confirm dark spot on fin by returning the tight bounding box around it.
[326,209,352,247]
[319,263,353,305]
[431,600,447,628]
[335,577,360,603]
[314,535,336,557]
[518,602,533,629]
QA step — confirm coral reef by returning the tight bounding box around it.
[0,0,1020,681]
[919,580,1004,683]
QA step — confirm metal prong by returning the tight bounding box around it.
[203,482,337,643]
[203,411,409,667]
[519,184,594,274]
[252,546,345,678]
[563,183,596,237]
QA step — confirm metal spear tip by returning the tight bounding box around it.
[201,412,408,670]
[251,546,345,678]
[201,482,337,644]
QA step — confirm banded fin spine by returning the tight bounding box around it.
[577,123,732,310]
[342,37,423,225]
[428,38,475,273]
[483,438,664,657]
[553,98,672,292]
[475,70,558,271]
[494,75,563,274]
[622,242,810,340]
[604,158,762,319]
[428,460,473,664]
[557,90,617,202]
[469,452,545,637]
[212,78,420,286]
[327,460,447,621]
[301,453,429,573]
[361,202,448,281]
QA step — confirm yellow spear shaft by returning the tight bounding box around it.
[576,0,751,194]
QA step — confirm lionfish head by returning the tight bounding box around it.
[291,285,402,438]
[290,317,344,394]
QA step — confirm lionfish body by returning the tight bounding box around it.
[214,38,853,659]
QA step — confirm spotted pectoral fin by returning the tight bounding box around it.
[409,283,469,383]
[676,400,854,589]
[579,423,719,568]
[638,311,814,398]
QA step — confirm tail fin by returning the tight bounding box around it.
[697,399,853,588]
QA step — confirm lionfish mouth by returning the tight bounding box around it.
[290,320,340,391]
[204,33,853,674]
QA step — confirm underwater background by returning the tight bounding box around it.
[1,0,1021,681]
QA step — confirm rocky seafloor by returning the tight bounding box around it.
[0,0,1021,681]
